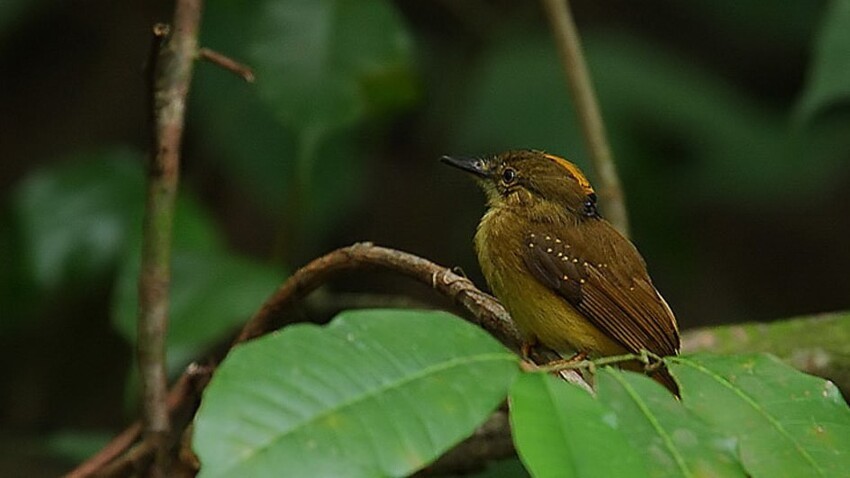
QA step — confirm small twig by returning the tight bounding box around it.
[534,352,642,373]
[137,0,203,474]
[541,0,630,237]
[198,47,255,82]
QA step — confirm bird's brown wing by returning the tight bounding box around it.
[522,232,679,357]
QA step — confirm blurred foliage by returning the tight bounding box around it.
[42,430,112,465]
[193,0,418,246]
[2,0,850,475]
[0,0,45,44]
[112,249,282,375]
[798,0,850,120]
[10,149,144,294]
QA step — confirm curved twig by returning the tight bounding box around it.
[71,243,582,476]
[235,242,519,348]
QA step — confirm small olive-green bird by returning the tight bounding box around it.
[442,150,680,391]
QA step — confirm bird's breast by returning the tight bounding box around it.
[474,208,623,355]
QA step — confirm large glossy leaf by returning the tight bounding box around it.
[509,372,649,478]
[797,0,850,121]
[596,369,746,478]
[193,309,519,478]
[668,354,850,477]
[112,250,282,374]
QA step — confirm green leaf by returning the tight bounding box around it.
[112,250,282,374]
[797,0,850,121]
[193,309,519,478]
[668,354,850,477]
[509,372,649,478]
[596,369,746,478]
[11,148,145,291]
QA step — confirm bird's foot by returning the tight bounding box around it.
[535,351,592,374]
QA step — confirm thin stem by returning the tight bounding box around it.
[534,352,643,373]
[541,0,630,237]
[198,47,255,82]
[137,0,203,473]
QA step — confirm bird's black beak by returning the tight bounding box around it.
[440,155,490,179]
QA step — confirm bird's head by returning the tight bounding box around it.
[441,150,599,220]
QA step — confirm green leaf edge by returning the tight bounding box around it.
[666,355,826,477]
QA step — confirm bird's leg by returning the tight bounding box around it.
[545,351,588,368]
[640,349,664,373]
[520,338,539,361]
[518,337,541,372]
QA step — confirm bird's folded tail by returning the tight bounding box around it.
[649,366,680,397]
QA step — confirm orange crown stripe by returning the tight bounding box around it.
[542,153,594,193]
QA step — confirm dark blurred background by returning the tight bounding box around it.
[1,0,849,475]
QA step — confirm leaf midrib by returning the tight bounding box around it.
[607,371,693,478]
[227,351,516,475]
[671,357,824,477]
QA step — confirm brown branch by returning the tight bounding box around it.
[74,244,585,476]
[198,47,255,82]
[541,0,629,237]
[65,423,143,478]
[235,242,519,348]
[137,0,203,474]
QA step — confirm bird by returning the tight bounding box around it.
[442,149,680,392]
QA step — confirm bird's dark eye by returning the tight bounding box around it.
[583,194,600,218]
[501,167,517,185]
